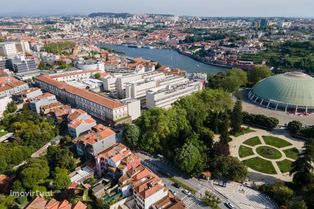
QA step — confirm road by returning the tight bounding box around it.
[135,152,235,209]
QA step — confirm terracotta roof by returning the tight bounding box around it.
[72,201,87,209]
[0,79,27,93]
[67,109,87,121]
[25,197,47,209]
[68,117,96,129]
[78,124,115,145]
[36,75,124,109]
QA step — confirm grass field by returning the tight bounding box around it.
[277,160,293,173]
[256,146,282,159]
[262,136,292,148]
[239,145,254,158]
[231,128,254,137]
[243,157,277,174]
[283,148,299,160]
[243,136,261,146]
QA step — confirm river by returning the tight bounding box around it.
[100,44,228,74]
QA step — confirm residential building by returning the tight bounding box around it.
[15,40,31,54]
[40,102,64,115]
[67,109,97,138]
[132,166,168,209]
[95,143,141,178]
[152,195,185,209]
[36,75,130,124]
[146,81,202,109]
[12,87,43,103]
[76,124,116,157]
[0,76,29,97]
[25,197,87,209]
[0,42,17,57]
[29,92,58,113]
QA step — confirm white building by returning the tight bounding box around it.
[146,81,203,109]
[29,92,58,113]
[0,42,17,57]
[15,41,31,54]
[76,60,105,71]
[49,69,101,82]
[0,96,11,117]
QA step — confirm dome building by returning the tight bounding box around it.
[248,72,314,113]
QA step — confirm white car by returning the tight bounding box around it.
[182,189,191,196]
[224,202,235,209]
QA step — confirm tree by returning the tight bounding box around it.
[20,158,50,189]
[219,113,230,144]
[290,139,314,188]
[210,156,247,182]
[46,146,76,171]
[287,120,303,135]
[260,182,294,206]
[289,200,308,209]
[248,65,272,85]
[201,191,221,209]
[176,135,207,176]
[222,68,248,92]
[4,101,17,114]
[230,100,242,133]
[213,142,230,156]
[124,124,140,148]
[53,167,71,190]
[94,73,101,79]
[93,199,110,209]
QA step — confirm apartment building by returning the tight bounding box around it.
[132,167,168,209]
[95,143,141,179]
[0,42,17,57]
[146,81,203,109]
[0,76,29,97]
[40,102,64,115]
[13,87,43,103]
[36,75,130,124]
[67,109,97,138]
[29,92,58,113]
[76,124,116,158]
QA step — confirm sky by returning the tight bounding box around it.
[0,0,313,17]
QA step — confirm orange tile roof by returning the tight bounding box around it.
[67,109,87,121]
[68,117,96,129]
[77,125,115,145]
[36,75,124,109]
[72,201,87,209]
[25,197,47,209]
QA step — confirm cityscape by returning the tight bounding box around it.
[0,1,313,209]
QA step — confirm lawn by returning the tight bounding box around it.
[277,160,293,173]
[231,127,254,137]
[256,146,282,159]
[262,136,292,148]
[243,136,261,146]
[243,157,277,174]
[239,145,254,158]
[283,148,299,160]
[169,177,196,194]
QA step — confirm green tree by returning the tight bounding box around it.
[248,65,272,85]
[46,146,76,171]
[124,124,140,148]
[290,139,314,188]
[20,158,50,189]
[287,120,303,135]
[210,156,247,182]
[289,200,307,209]
[93,199,110,209]
[94,73,101,79]
[219,113,230,144]
[11,180,24,193]
[176,135,207,176]
[222,68,248,92]
[201,191,221,209]
[4,101,17,114]
[230,100,242,133]
[260,182,294,206]
[53,167,71,190]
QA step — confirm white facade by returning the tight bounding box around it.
[103,75,119,92]
[15,41,31,54]
[76,60,105,71]
[146,81,202,109]
[0,42,17,57]
[134,184,168,209]
[50,69,100,82]
[0,96,11,117]
[121,98,141,120]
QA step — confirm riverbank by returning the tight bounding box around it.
[99,44,228,74]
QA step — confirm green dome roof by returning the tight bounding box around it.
[252,72,314,107]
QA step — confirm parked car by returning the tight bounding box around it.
[182,189,191,196]
[172,183,180,188]
[224,202,235,209]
